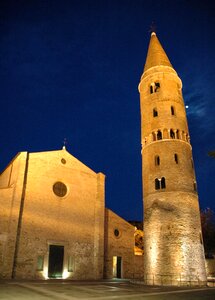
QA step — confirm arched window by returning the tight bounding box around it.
[153,108,158,117]
[155,82,160,92]
[157,130,162,140]
[176,129,180,139]
[171,106,175,115]
[150,82,160,94]
[155,178,160,190]
[150,85,153,94]
[161,177,166,189]
[174,154,178,164]
[170,129,175,139]
[155,155,160,166]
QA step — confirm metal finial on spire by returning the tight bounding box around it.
[149,21,157,35]
[62,138,67,150]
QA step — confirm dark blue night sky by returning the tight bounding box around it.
[0,0,215,221]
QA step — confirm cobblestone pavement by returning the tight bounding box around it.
[0,280,215,300]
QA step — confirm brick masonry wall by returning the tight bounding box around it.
[205,258,215,277]
[139,56,207,284]
[104,209,143,279]
[0,149,105,280]
[0,152,28,279]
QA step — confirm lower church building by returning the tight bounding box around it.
[0,148,143,280]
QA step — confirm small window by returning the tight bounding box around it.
[170,129,175,139]
[176,129,180,139]
[155,155,160,166]
[155,178,160,190]
[155,82,160,92]
[150,82,160,93]
[153,108,158,117]
[37,255,44,271]
[194,182,197,191]
[68,256,75,272]
[150,85,153,94]
[157,130,162,140]
[174,154,178,164]
[161,177,166,189]
[171,106,175,115]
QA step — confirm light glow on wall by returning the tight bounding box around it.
[148,234,159,274]
[113,256,117,277]
[42,266,49,279]
[42,267,70,279]
[62,269,70,279]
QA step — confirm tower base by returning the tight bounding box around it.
[144,273,207,286]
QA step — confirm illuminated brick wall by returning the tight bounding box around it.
[0,149,105,280]
[138,33,206,285]
[104,209,144,279]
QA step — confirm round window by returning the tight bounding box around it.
[53,182,67,197]
[114,229,120,237]
[61,158,66,164]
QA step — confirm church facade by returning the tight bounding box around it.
[0,149,143,280]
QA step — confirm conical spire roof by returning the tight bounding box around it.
[144,32,173,72]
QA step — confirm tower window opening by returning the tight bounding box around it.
[170,129,175,139]
[157,130,162,140]
[176,129,180,139]
[174,154,178,164]
[171,106,175,115]
[153,108,158,117]
[155,177,166,190]
[150,85,153,94]
[191,158,194,169]
[150,82,160,93]
[155,178,160,190]
[152,132,156,141]
[155,155,160,166]
[161,177,166,189]
[155,82,160,92]
[194,181,197,191]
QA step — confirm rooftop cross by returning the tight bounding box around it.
[62,138,67,150]
[149,21,157,34]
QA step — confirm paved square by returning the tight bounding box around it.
[0,280,215,300]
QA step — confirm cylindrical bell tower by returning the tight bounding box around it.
[138,32,206,285]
